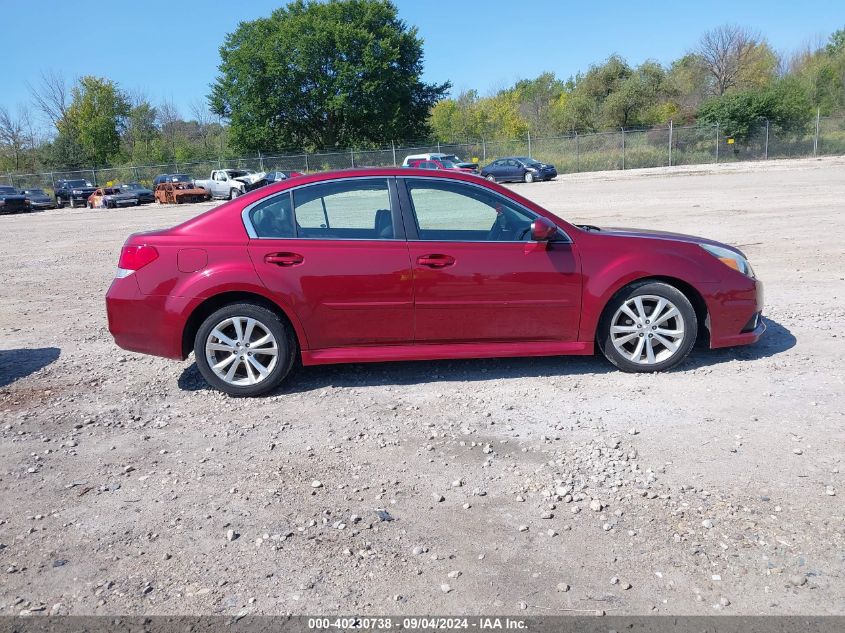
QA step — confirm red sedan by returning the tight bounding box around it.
[106,168,764,396]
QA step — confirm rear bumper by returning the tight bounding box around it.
[705,277,765,349]
[106,276,186,360]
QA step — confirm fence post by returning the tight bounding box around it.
[305,153,309,172]
[715,123,719,163]
[92,168,97,185]
[668,120,673,167]
[437,141,441,153]
[813,107,820,156]
[527,130,532,158]
[764,120,769,160]
[575,132,580,172]
[49,171,55,189]
[391,141,397,166]
[482,139,486,161]
[621,128,625,170]
[350,149,355,168]
[259,151,264,172]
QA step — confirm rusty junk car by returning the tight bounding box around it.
[154,181,211,205]
[87,187,140,209]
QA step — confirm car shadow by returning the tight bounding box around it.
[0,347,61,388]
[176,317,795,395]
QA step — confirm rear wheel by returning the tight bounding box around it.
[485,174,496,182]
[599,281,697,372]
[194,303,295,396]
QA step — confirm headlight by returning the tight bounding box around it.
[72,189,82,194]
[526,167,538,172]
[700,244,754,278]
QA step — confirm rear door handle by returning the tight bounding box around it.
[416,254,455,268]
[264,252,304,266]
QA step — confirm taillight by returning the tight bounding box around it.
[116,244,158,278]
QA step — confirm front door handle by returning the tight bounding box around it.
[417,254,455,268]
[265,252,304,266]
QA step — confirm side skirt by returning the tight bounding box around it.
[301,341,594,366]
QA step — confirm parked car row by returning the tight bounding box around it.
[400,152,557,183]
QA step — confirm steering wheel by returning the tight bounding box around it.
[516,225,532,241]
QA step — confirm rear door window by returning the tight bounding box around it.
[293,179,396,240]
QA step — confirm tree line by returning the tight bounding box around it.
[0,0,843,178]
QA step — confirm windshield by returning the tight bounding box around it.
[227,170,252,178]
[516,157,542,167]
[439,155,461,163]
[121,183,143,190]
[67,179,93,187]
[24,189,46,194]
[171,174,192,182]
[439,160,458,169]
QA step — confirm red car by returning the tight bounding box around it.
[106,168,764,396]
[406,158,477,173]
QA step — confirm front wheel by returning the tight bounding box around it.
[69,198,77,208]
[194,303,295,396]
[599,281,697,372]
[485,174,496,182]
[523,171,535,183]
[230,188,242,199]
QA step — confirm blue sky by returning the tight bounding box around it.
[1,0,842,126]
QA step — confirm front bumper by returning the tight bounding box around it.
[704,277,765,348]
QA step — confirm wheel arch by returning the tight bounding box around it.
[181,290,304,359]
[592,275,710,346]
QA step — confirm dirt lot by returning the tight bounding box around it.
[0,157,843,616]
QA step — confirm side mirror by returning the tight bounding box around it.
[531,217,558,241]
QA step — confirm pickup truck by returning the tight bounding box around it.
[55,179,98,208]
[194,169,264,200]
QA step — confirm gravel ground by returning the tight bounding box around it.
[0,157,843,616]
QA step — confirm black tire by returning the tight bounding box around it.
[55,197,64,208]
[69,198,76,209]
[194,303,296,396]
[598,281,697,373]
[230,188,241,199]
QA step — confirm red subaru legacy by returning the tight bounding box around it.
[106,168,764,396]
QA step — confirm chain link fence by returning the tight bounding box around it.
[4,115,845,193]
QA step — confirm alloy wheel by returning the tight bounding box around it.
[609,294,686,365]
[205,316,279,386]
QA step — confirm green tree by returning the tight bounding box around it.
[210,0,449,152]
[62,76,130,165]
[698,78,813,140]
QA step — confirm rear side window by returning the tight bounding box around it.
[293,179,394,239]
[249,193,295,238]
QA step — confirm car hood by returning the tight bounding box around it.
[580,225,745,256]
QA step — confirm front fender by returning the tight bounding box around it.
[577,241,721,343]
